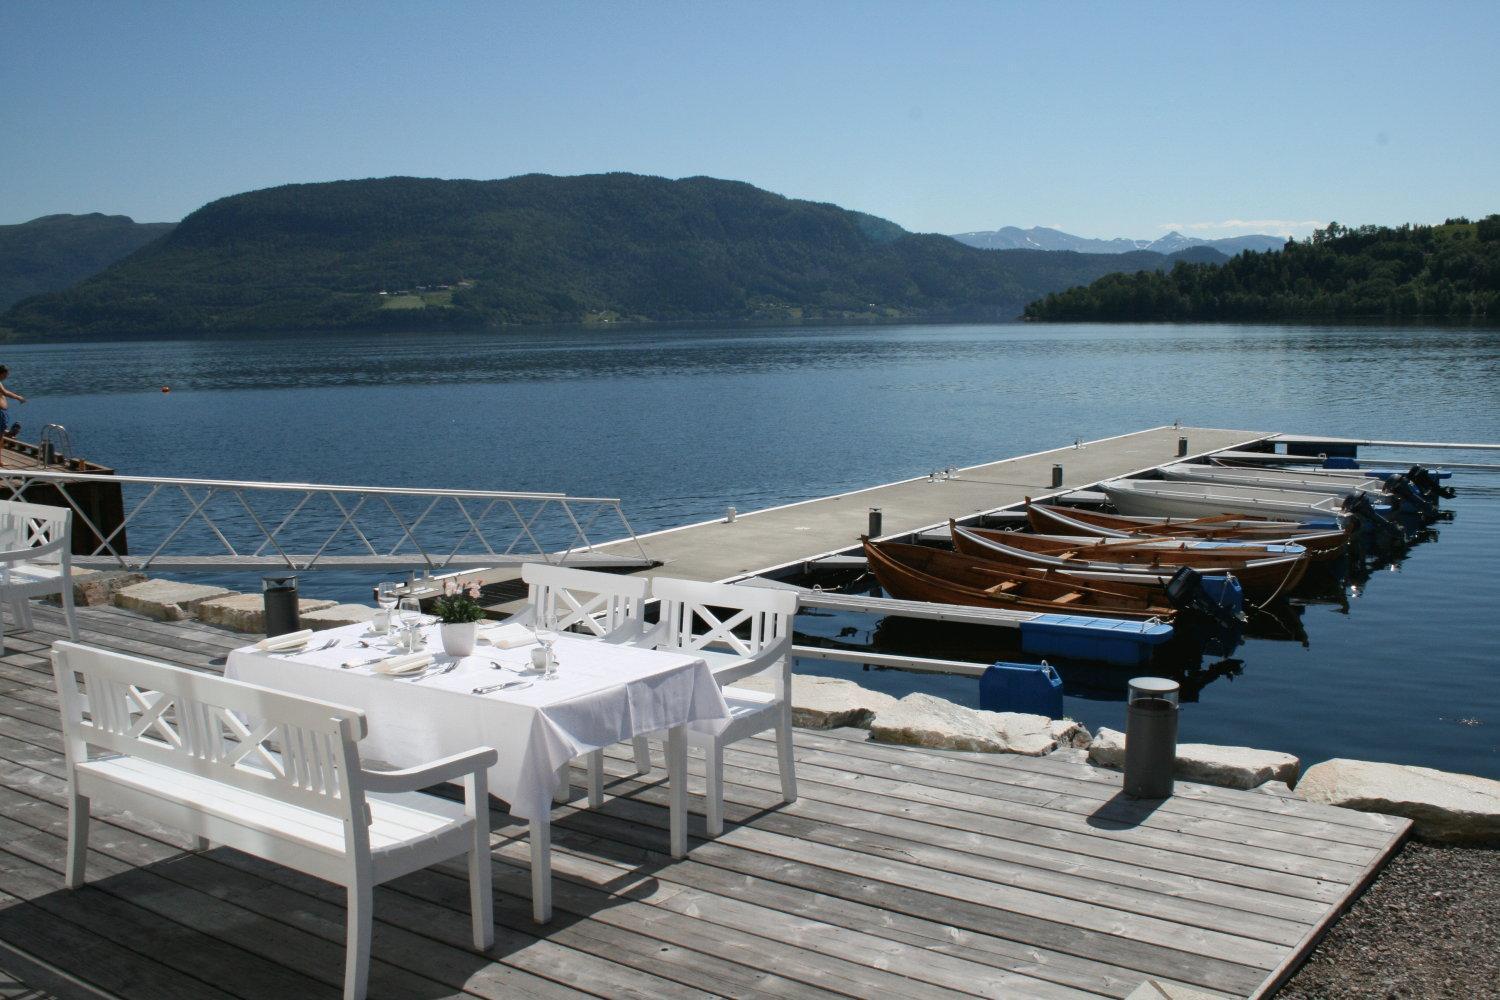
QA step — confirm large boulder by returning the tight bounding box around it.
[1088,727,1300,791]
[195,593,336,633]
[870,693,1089,756]
[43,569,147,607]
[732,673,897,729]
[114,579,234,621]
[1296,758,1500,845]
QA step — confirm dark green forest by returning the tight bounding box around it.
[1024,217,1500,322]
[1,174,1216,337]
[0,214,175,310]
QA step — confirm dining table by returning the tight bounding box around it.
[224,619,730,922]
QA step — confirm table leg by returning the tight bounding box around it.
[529,817,552,923]
[666,724,687,858]
[552,762,569,804]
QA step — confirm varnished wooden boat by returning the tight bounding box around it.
[1025,503,1349,560]
[862,538,1178,619]
[950,522,1310,598]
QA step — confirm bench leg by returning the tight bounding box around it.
[552,763,570,804]
[705,739,725,836]
[344,882,372,1000]
[192,836,210,851]
[60,584,79,641]
[585,750,604,809]
[13,599,33,632]
[631,735,651,775]
[465,771,493,950]
[65,790,89,888]
[776,705,798,804]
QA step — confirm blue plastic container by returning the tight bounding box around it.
[1019,614,1174,667]
[980,660,1064,717]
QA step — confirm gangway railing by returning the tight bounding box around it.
[0,468,651,573]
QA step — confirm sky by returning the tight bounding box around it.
[2,1,1497,239]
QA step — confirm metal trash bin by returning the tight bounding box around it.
[1123,677,1180,799]
[262,575,301,637]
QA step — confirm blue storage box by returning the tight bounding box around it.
[1019,613,1174,667]
[980,660,1064,717]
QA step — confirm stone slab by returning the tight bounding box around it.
[870,693,1089,756]
[1124,980,1225,1000]
[1089,727,1299,790]
[733,673,897,729]
[301,603,377,630]
[195,592,337,633]
[43,569,147,607]
[1297,758,1500,845]
[113,579,235,621]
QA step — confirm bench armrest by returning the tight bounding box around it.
[711,640,789,688]
[360,746,498,793]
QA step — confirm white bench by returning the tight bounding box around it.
[52,642,498,1000]
[0,499,79,654]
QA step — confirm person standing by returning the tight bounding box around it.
[0,365,25,440]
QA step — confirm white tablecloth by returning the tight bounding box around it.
[225,621,728,821]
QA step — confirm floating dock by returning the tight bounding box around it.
[0,603,1412,999]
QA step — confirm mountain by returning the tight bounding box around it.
[0,213,176,310]
[1024,217,1500,322]
[1,174,1222,338]
[952,225,1285,257]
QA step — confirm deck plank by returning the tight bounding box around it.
[0,603,1410,1000]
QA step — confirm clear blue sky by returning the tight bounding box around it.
[3,1,1496,238]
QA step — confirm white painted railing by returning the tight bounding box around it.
[0,468,650,573]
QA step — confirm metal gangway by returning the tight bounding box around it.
[0,467,650,577]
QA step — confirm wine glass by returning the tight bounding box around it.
[398,597,423,651]
[375,581,399,634]
[534,627,558,680]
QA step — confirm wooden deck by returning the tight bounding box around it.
[0,603,1408,999]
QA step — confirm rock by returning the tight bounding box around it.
[43,570,146,607]
[301,604,376,630]
[1297,758,1500,845]
[1051,718,1092,750]
[195,593,337,633]
[1088,727,1299,791]
[113,579,234,621]
[732,673,897,729]
[869,693,1081,756]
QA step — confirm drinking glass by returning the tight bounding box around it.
[398,597,423,651]
[535,627,558,680]
[376,581,399,614]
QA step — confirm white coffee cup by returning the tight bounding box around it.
[530,646,549,670]
[370,609,390,634]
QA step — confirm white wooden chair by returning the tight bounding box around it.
[503,563,656,804]
[51,642,498,1000]
[0,499,79,654]
[644,578,799,835]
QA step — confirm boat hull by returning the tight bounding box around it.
[1102,479,1358,523]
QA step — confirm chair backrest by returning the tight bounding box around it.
[520,563,649,638]
[650,578,798,659]
[0,499,72,564]
[51,642,368,823]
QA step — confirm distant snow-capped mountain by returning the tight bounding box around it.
[952,226,1285,257]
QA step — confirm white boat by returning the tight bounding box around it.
[1101,478,1359,522]
[1158,463,1386,498]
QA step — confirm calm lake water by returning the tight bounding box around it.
[7,322,1499,777]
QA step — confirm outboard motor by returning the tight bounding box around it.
[1343,492,1406,539]
[1165,567,1245,629]
[1407,465,1456,501]
[1381,473,1438,519]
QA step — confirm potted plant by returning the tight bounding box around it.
[432,577,485,657]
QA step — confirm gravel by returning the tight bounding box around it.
[1278,841,1500,999]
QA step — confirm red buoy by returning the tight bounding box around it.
[161,386,170,393]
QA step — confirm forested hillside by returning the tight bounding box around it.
[1024,218,1499,322]
[0,214,175,310]
[3,174,1210,337]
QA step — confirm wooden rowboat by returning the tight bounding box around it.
[862,538,1178,620]
[950,523,1310,598]
[1024,503,1350,560]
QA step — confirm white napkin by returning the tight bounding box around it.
[255,629,314,651]
[482,623,538,649]
[372,653,434,675]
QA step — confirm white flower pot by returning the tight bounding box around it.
[440,621,477,657]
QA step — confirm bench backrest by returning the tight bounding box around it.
[521,563,648,637]
[651,578,797,659]
[51,642,369,822]
[0,499,72,565]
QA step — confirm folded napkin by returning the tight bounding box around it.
[482,623,539,649]
[372,653,434,675]
[255,629,314,651]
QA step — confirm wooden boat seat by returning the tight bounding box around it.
[1052,592,1084,604]
[984,581,1019,594]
